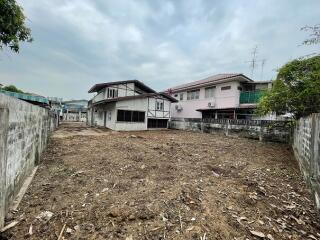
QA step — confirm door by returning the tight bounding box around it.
[104,111,107,127]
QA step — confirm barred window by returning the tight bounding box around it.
[117,110,145,122]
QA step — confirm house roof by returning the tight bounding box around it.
[88,80,156,93]
[92,92,177,106]
[0,89,49,105]
[166,73,253,92]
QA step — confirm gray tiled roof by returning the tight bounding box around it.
[167,73,253,92]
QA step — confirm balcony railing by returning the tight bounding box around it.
[239,90,265,104]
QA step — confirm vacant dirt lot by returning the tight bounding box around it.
[1,122,319,240]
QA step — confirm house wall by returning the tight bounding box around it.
[93,103,117,129]
[88,96,172,131]
[115,98,148,131]
[92,83,143,103]
[0,93,58,227]
[170,81,241,118]
[147,97,171,119]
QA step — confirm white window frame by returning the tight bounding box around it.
[156,100,164,111]
[221,86,231,91]
[205,87,215,98]
[187,89,200,100]
[107,88,118,98]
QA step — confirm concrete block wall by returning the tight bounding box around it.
[0,93,58,227]
[293,113,320,209]
[169,118,292,143]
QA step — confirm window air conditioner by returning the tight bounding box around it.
[175,104,183,111]
[208,101,215,108]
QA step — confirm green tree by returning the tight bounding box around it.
[257,56,320,119]
[0,0,32,53]
[2,84,24,93]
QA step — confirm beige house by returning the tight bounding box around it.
[166,74,272,119]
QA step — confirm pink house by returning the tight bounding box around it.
[166,74,271,119]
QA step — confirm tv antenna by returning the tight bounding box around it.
[245,45,266,79]
[260,59,266,80]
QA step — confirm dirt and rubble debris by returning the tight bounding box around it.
[250,230,266,238]
[0,221,19,233]
[1,122,319,240]
[35,211,53,222]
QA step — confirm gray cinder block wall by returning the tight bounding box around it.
[0,93,58,227]
[293,113,320,209]
[169,118,292,143]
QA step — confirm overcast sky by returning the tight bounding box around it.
[0,0,319,100]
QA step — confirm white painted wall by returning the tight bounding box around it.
[92,82,144,103]
[93,103,116,129]
[90,96,172,131]
[115,98,148,131]
[148,97,171,118]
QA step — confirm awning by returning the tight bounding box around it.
[196,104,257,112]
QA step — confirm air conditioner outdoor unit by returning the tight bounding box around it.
[175,104,183,111]
[208,101,215,108]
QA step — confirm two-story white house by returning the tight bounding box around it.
[166,74,272,120]
[87,80,177,131]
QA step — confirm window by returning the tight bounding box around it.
[187,89,200,100]
[117,110,145,122]
[108,111,112,121]
[107,88,118,98]
[205,87,215,98]
[221,86,231,91]
[179,93,184,101]
[156,101,164,111]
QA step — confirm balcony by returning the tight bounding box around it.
[239,90,264,104]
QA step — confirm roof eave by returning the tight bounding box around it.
[168,74,253,93]
[88,80,157,94]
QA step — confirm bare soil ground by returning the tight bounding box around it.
[1,122,319,240]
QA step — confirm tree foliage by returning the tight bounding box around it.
[0,0,32,53]
[2,84,24,93]
[257,55,320,119]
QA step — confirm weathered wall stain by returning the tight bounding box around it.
[169,118,292,143]
[293,113,320,210]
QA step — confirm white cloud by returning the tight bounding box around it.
[1,0,319,99]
